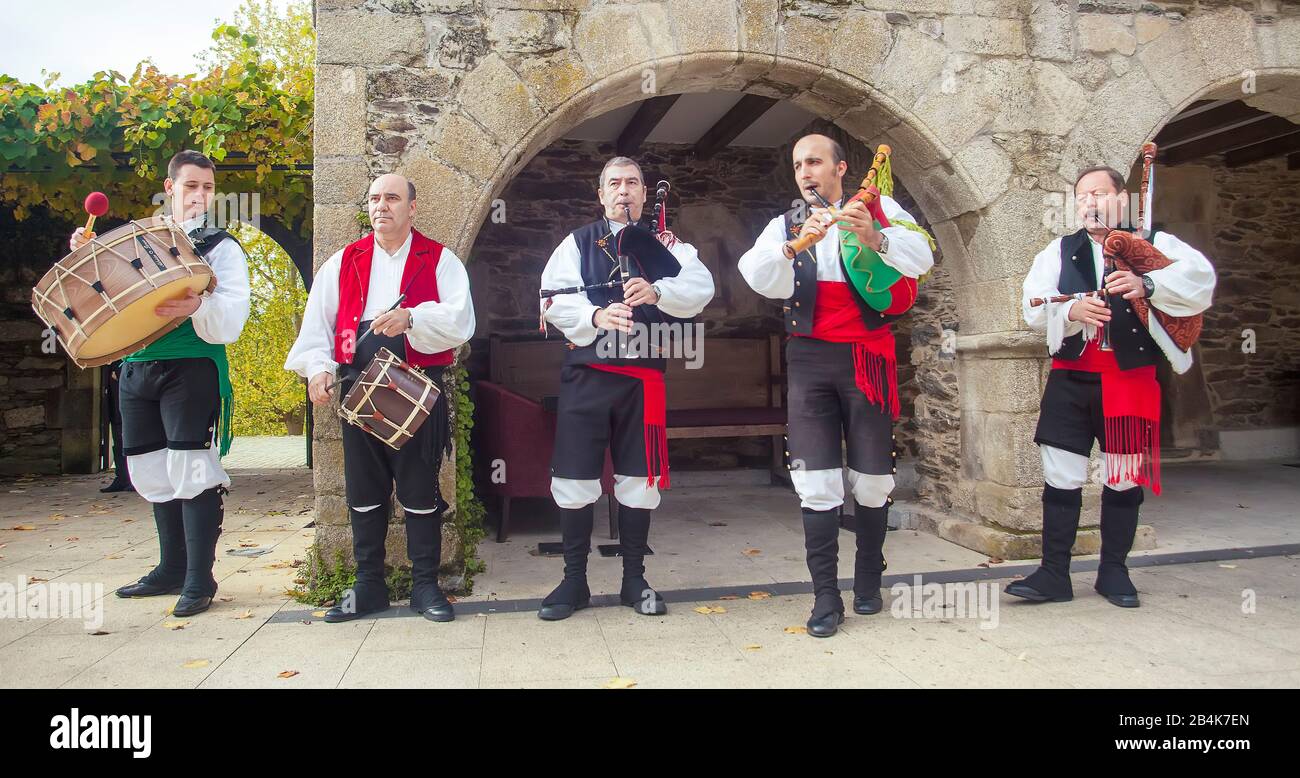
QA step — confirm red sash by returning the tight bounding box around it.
[588,364,670,489]
[1053,339,1162,495]
[795,281,900,420]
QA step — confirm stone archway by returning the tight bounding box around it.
[312,1,1300,569]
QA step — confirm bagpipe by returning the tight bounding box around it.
[783,145,934,315]
[1029,142,1203,353]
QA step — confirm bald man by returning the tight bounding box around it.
[739,134,934,637]
[286,174,476,623]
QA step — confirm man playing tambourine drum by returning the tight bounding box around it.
[69,150,251,618]
[285,173,475,624]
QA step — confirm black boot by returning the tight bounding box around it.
[325,504,392,623]
[617,507,667,615]
[853,503,889,615]
[117,500,185,598]
[1096,486,1142,608]
[406,510,454,622]
[1005,484,1080,603]
[803,508,845,637]
[538,505,593,621]
[172,487,224,617]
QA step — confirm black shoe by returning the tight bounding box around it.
[1101,592,1140,608]
[172,595,212,617]
[323,599,389,623]
[620,576,667,615]
[414,601,456,622]
[807,610,844,638]
[853,594,883,615]
[405,511,454,622]
[100,480,132,494]
[1004,580,1073,602]
[116,578,182,598]
[538,578,591,621]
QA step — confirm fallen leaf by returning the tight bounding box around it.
[741,548,762,557]
[446,595,458,603]
[121,518,134,523]
[718,594,740,600]
[1219,564,1238,569]
[989,557,1005,564]
[239,543,259,548]
[234,609,254,619]
[747,591,771,600]
[266,561,291,569]
[65,536,79,542]
[693,605,727,615]
[218,597,234,603]
[89,630,110,636]
[602,677,637,689]
[312,610,327,618]
[47,514,64,521]
[29,577,47,583]
[106,555,122,560]
[783,626,808,635]
[181,659,210,669]
[277,670,300,679]
[744,644,762,651]
[162,620,190,631]
[11,524,36,531]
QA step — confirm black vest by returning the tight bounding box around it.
[188,227,240,259]
[780,207,903,335]
[1054,228,1159,370]
[564,220,682,371]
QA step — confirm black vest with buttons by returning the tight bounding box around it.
[780,207,903,335]
[1055,228,1159,370]
[563,220,683,371]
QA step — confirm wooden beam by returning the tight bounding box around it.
[1161,116,1300,165]
[693,94,778,159]
[615,94,681,156]
[1155,100,1270,147]
[1224,131,1300,168]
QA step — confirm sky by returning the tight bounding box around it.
[0,0,293,86]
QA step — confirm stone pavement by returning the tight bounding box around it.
[219,436,308,470]
[0,464,1297,689]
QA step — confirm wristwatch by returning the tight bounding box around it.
[651,283,663,303]
[1141,275,1155,298]
[878,233,890,255]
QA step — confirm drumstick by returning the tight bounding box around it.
[322,294,408,395]
[83,192,109,240]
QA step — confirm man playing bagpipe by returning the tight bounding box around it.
[537,156,714,621]
[69,150,251,617]
[1014,152,1215,608]
[739,134,935,637]
[285,173,476,623]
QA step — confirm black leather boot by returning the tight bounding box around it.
[172,487,224,617]
[1005,484,1080,603]
[1096,486,1142,608]
[325,504,392,623]
[406,510,454,622]
[617,507,667,615]
[803,508,845,637]
[539,505,594,621]
[117,500,185,598]
[853,502,889,615]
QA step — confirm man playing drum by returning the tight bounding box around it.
[285,173,475,624]
[69,150,251,617]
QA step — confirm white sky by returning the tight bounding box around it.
[0,0,293,86]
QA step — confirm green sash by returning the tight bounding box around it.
[123,320,234,456]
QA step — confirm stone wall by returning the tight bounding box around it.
[1137,158,1300,451]
[0,206,99,477]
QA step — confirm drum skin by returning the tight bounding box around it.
[30,216,215,368]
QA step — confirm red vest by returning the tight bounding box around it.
[333,229,453,367]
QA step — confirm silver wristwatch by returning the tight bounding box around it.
[651,283,663,303]
[878,233,890,255]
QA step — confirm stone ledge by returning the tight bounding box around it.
[908,503,1156,559]
[956,330,1046,359]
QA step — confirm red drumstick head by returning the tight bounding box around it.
[84,192,110,217]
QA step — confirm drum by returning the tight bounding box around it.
[30,216,215,368]
[339,347,441,450]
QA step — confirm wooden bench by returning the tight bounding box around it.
[477,333,788,541]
